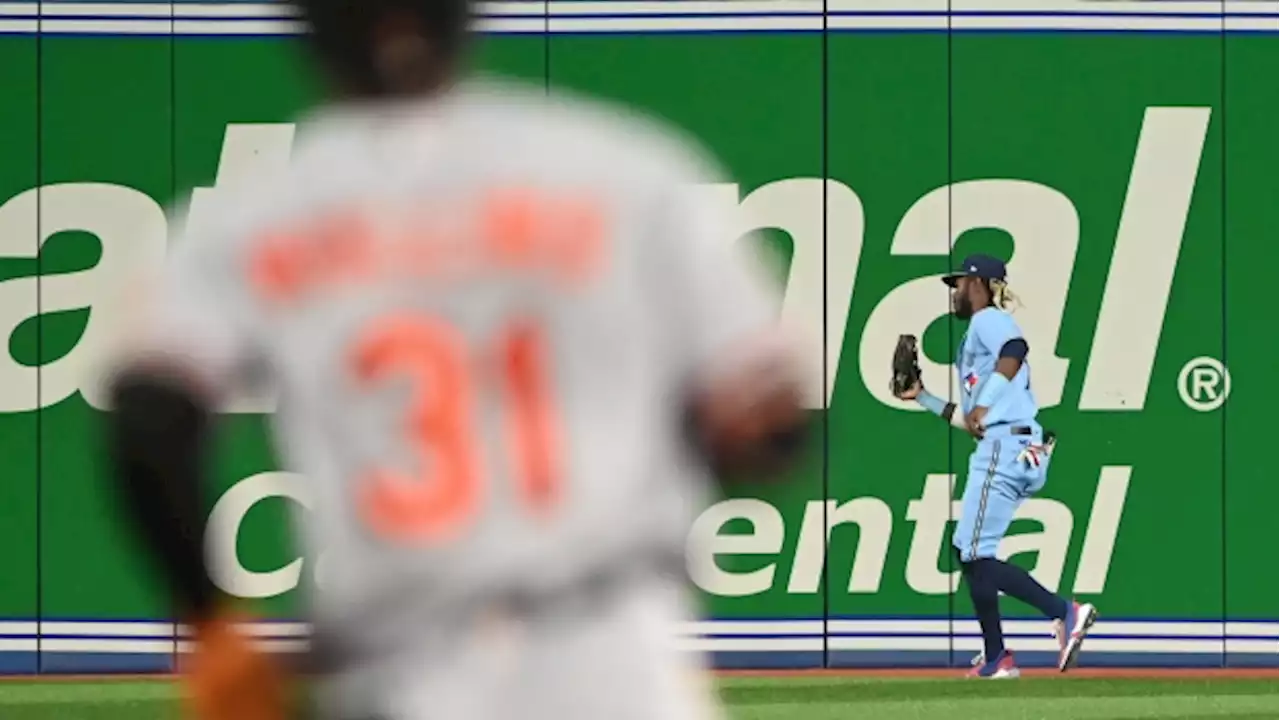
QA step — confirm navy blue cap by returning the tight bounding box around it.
[942,254,1006,287]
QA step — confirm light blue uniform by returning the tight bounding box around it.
[952,308,1051,562]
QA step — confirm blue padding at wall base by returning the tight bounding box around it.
[709,651,824,669]
[1226,652,1280,668]
[0,653,38,674]
[39,653,174,674]
[827,650,951,668]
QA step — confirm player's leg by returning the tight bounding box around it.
[969,557,1069,622]
[955,548,1009,675]
[952,440,1019,677]
[994,437,1099,671]
[1003,440,1095,671]
[966,554,1100,672]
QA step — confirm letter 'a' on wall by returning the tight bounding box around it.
[826,3,953,667]
[0,29,38,674]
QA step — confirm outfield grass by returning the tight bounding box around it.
[720,677,1280,720]
[0,676,1275,720]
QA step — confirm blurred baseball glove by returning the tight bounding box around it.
[890,334,922,398]
[181,611,291,720]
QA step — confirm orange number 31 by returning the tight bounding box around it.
[350,315,561,544]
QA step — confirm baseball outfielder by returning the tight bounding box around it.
[99,2,807,719]
[892,254,1098,678]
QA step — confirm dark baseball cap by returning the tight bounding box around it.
[942,254,1007,287]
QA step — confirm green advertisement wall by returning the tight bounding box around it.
[0,1,1276,673]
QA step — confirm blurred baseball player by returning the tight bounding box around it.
[100,2,807,719]
[892,254,1098,679]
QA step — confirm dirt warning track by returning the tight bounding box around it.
[716,667,1278,680]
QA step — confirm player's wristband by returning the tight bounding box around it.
[975,373,1011,408]
[916,390,948,417]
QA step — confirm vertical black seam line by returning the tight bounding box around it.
[820,0,830,669]
[35,0,43,675]
[969,440,999,561]
[543,1,550,95]
[170,0,178,669]
[945,0,954,667]
[1218,0,1228,669]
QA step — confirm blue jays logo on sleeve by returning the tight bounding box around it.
[964,372,979,394]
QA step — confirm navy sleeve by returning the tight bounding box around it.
[105,367,218,621]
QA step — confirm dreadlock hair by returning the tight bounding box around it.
[292,0,471,98]
[988,278,1021,312]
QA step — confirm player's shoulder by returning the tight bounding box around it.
[166,165,293,271]
[172,107,371,254]
[974,306,1021,334]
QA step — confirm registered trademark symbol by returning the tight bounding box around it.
[1177,357,1230,411]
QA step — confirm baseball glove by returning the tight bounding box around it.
[181,611,291,720]
[890,334,922,398]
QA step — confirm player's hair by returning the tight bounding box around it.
[291,0,471,97]
[989,279,1021,312]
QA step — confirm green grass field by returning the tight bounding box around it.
[1,676,1276,720]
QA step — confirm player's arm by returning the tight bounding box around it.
[914,390,969,431]
[108,368,287,714]
[107,358,221,621]
[972,311,1028,409]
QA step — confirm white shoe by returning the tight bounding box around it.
[1058,601,1099,672]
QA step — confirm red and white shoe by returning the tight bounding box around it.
[1057,601,1099,672]
[968,649,1020,679]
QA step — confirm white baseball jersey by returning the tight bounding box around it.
[124,75,783,667]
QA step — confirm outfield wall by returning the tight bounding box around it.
[0,0,1276,673]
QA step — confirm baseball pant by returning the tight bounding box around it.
[952,423,1051,562]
